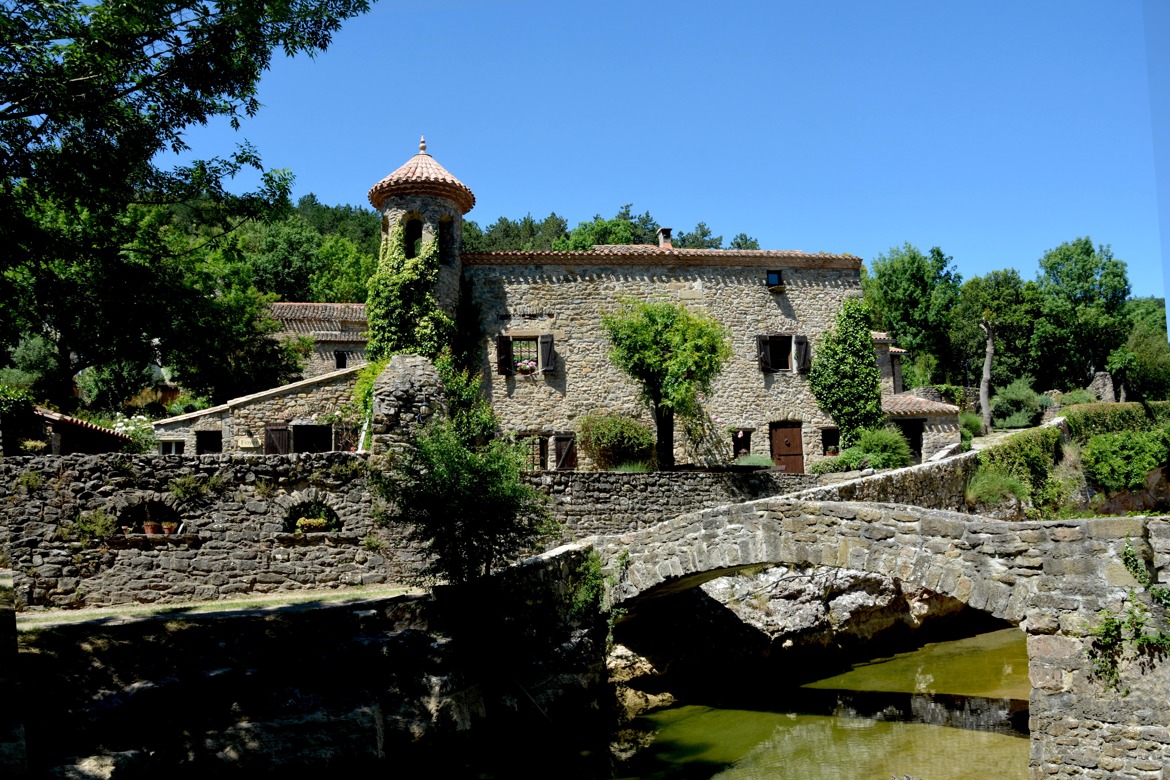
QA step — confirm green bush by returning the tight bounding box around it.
[576,413,655,470]
[965,468,1028,507]
[959,412,984,440]
[732,454,774,468]
[611,461,652,473]
[1081,428,1170,494]
[856,426,913,469]
[1057,388,1096,406]
[165,394,212,417]
[960,427,973,452]
[808,445,872,474]
[809,456,848,475]
[1063,402,1162,443]
[978,425,1063,504]
[930,384,967,409]
[990,376,1047,428]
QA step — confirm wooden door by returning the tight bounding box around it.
[770,422,804,473]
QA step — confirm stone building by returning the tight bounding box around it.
[250,137,959,468]
[269,302,368,378]
[153,366,363,455]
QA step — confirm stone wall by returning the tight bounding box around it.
[13,544,609,778]
[531,470,817,538]
[370,355,447,457]
[303,340,367,378]
[154,367,363,454]
[464,258,861,469]
[787,449,981,511]
[1,453,815,609]
[1,452,416,609]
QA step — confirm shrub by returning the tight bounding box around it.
[732,454,774,468]
[371,419,554,583]
[837,446,869,470]
[1081,428,1170,494]
[165,394,212,417]
[611,461,652,473]
[959,412,983,440]
[285,500,341,533]
[930,384,967,409]
[73,509,117,547]
[809,456,848,475]
[965,468,1028,507]
[1063,402,1160,443]
[990,376,1046,428]
[1057,388,1096,406]
[576,413,655,470]
[960,427,973,452]
[856,426,913,469]
[978,425,1063,504]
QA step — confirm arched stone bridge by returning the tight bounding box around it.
[586,497,1170,780]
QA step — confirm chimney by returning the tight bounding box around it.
[657,227,673,250]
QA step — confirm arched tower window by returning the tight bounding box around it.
[404,218,423,259]
[439,219,454,266]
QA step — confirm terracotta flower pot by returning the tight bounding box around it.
[161,522,179,535]
[143,521,162,535]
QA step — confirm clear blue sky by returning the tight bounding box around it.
[173,0,1167,300]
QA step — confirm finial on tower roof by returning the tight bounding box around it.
[419,135,427,154]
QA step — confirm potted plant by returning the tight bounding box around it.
[514,359,538,376]
[296,517,330,533]
[161,521,179,535]
[142,520,162,535]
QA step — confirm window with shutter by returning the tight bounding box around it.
[499,333,557,376]
[539,334,556,374]
[758,334,793,372]
[496,336,514,375]
[794,335,810,373]
[553,433,577,470]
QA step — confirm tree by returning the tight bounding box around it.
[1,0,370,404]
[1114,297,1170,400]
[863,243,962,383]
[463,213,569,252]
[807,297,883,446]
[949,270,1042,432]
[675,222,722,249]
[1031,237,1130,389]
[601,300,731,469]
[729,233,760,250]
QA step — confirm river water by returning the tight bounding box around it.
[614,628,1030,779]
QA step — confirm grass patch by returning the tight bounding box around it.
[965,468,1028,508]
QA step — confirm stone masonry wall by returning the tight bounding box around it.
[531,470,817,538]
[788,449,981,511]
[1,453,815,609]
[465,260,861,469]
[154,368,362,454]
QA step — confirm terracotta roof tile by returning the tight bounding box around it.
[367,136,475,214]
[34,407,133,440]
[882,393,959,416]
[462,247,860,269]
[270,303,367,336]
[889,346,908,354]
[871,331,893,341]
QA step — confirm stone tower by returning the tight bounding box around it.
[367,136,475,316]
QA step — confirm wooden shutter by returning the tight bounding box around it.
[757,335,772,372]
[554,434,577,470]
[496,336,514,375]
[539,334,555,374]
[265,424,289,455]
[794,335,810,373]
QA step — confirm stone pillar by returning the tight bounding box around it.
[0,565,28,777]
[370,355,448,457]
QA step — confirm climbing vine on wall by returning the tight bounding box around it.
[365,225,454,360]
[1086,538,1170,692]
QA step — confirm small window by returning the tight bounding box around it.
[439,219,455,266]
[159,440,185,455]
[292,424,333,453]
[732,429,752,457]
[553,433,577,470]
[404,218,423,259]
[766,269,784,288]
[334,351,348,370]
[496,334,556,376]
[523,435,548,471]
[821,428,840,456]
[757,334,810,373]
[195,430,222,454]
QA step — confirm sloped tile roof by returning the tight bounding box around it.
[270,303,367,335]
[367,136,475,214]
[883,393,960,416]
[34,407,133,441]
[463,245,860,269]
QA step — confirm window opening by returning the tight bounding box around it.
[158,440,185,455]
[732,429,752,457]
[334,350,348,370]
[821,428,840,456]
[439,219,455,266]
[513,337,539,375]
[497,334,556,376]
[757,334,810,373]
[195,430,222,454]
[404,218,423,259]
[291,424,333,453]
[523,435,548,471]
[766,269,784,289]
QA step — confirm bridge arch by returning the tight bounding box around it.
[586,497,1167,777]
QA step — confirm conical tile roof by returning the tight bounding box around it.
[367,136,475,213]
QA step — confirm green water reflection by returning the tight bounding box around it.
[620,628,1029,780]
